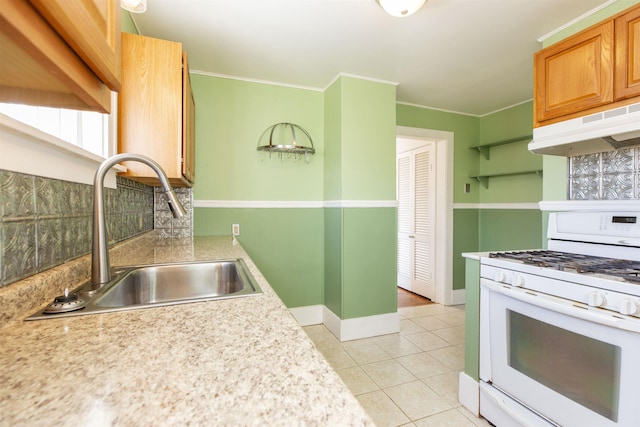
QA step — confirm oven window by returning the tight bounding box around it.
[508,310,621,421]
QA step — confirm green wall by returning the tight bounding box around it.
[479,210,542,251]
[194,208,324,308]
[322,76,397,319]
[188,75,541,308]
[464,258,480,380]
[396,101,542,291]
[323,79,342,200]
[477,102,542,203]
[121,10,138,34]
[191,75,326,309]
[192,76,324,201]
[396,104,480,203]
[323,208,342,313]
[343,208,397,318]
[340,78,397,200]
[192,74,397,320]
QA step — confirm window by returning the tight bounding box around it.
[0,103,111,158]
[0,94,119,187]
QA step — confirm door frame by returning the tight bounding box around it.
[396,126,454,305]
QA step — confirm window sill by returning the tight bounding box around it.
[0,114,124,188]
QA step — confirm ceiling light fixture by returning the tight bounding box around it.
[121,0,147,13]
[375,0,427,17]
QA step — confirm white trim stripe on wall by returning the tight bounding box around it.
[195,201,540,210]
[194,200,399,208]
[453,203,540,210]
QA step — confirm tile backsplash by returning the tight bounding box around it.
[0,171,192,288]
[568,147,640,200]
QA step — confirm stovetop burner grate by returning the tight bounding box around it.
[489,250,640,283]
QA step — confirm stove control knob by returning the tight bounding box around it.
[495,270,507,283]
[587,291,606,307]
[512,274,525,287]
[619,299,639,316]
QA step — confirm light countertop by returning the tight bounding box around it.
[0,232,374,426]
[461,252,490,261]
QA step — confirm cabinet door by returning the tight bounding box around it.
[119,33,190,187]
[534,21,614,125]
[615,6,640,100]
[396,144,435,300]
[182,52,196,184]
[0,0,115,112]
[28,0,121,91]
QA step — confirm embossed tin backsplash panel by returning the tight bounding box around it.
[0,172,193,288]
[569,147,640,200]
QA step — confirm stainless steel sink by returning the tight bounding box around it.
[26,259,262,320]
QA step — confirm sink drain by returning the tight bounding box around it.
[43,288,87,314]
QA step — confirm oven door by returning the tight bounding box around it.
[480,278,640,427]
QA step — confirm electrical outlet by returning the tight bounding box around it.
[464,183,471,193]
[232,224,240,236]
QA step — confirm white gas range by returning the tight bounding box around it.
[478,211,640,427]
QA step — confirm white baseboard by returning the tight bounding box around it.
[322,306,400,341]
[289,304,400,341]
[452,288,466,305]
[459,372,480,416]
[288,305,324,326]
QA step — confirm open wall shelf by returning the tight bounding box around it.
[469,135,533,160]
[470,169,542,189]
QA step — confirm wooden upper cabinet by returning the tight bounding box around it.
[29,0,122,91]
[615,5,640,100]
[182,52,196,185]
[0,0,120,113]
[534,3,640,127]
[118,33,195,187]
[534,21,614,125]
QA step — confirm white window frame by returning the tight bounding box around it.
[0,93,123,188]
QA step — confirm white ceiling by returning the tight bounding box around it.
[130,0,610,116]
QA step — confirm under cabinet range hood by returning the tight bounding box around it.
[529,102,640,156]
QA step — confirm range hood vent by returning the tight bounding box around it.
[529,102,640,156]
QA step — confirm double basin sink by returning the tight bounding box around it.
[27,259,262,320]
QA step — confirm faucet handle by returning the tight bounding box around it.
[164,189,187,218]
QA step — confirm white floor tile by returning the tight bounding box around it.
[404,331,451,352]
[395,352,450,379]
[342,341,392,365]
[434,311,466,327]
[413,408,478,427]
[361,359,418,388]
[318,346,357,370]
[399,319,427,335]
[384,380,453,420]
[336,366,379,395]
[431,326,465,346]
[303,303,471,426]
[303,325,341,350]
[428,344,464,371]
[371,334,424,358]
[457,406,494,426]
[357,390,410,427]
[422,371,462,407]
[411,316,451,331]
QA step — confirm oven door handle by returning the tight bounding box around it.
[481,279,640,334]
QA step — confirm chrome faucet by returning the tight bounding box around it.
[92,153,187,288]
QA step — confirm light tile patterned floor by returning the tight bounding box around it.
[303,304,492,427]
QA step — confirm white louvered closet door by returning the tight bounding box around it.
[396,143,436,299]
[397,154,412,292]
